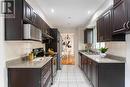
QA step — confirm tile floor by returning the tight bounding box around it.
[51,65,92,87]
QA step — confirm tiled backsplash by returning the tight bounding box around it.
[105,42,127,57]
[5,41,45,61]
[83,42,127,57]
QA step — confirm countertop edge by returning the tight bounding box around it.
[79,51,126,63]
[6,57,53,68]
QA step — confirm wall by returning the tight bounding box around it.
[77,28,85,50]
[125,34,130,87]
[105,42,127,57]
[5,41,44,61]
[0,0,6,86]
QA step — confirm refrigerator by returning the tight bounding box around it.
[45,28,62,70]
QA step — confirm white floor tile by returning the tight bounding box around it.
[59,82,68,87]
[69,82,78,87]
[51,65,92,87]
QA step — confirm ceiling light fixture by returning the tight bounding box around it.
[87,11,91,14]
[68,17,71,19]
[51,8,55,13]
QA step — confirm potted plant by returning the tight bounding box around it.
[99,47,108,58]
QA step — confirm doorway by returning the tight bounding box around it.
[61,33,75,65]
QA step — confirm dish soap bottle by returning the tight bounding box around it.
[28,51,34,62]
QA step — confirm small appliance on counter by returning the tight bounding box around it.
[33,48,44,57]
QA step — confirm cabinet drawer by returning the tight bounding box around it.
[41,61,51,76]
[41,68,51,87]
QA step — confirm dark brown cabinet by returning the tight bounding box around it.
[97,17,105,42]
[5,0,51,41]
[97,6,126,42]
[79,52,125,87]
[104,10,112,41]
[8,59,53,87]
[96,0,130,42]
[84,28,93,43]
[126,0,130,31]
[112,0,130,33]
[84,29,88,43]
[45,29,61,70]
[97,9,112,42]
[23,1,32,23]
[5,0,23,40]
[112,0,127,33]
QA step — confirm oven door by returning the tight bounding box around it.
[53,56,57,78]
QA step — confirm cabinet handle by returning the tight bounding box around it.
[123,22,126,29]
[126,21,130,29]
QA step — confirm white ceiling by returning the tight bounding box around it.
[35,0,106,28]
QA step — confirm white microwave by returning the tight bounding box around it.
[24,24,42,41]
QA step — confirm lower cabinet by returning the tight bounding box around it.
[79,52,125,87]
[8,60,53,87]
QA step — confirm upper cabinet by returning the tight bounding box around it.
[112,0,127,34]
[97,10,112,42]
[97,17,105,42]
[96,0,130,42]
[113,0,130,33]
[5,0,51,41]
[126,0,130,31]
[23,1,32,23]
[104,10,112,41]
[84,28,93,43]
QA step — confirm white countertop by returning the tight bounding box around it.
[6,57,52,68]
[79,52,125,63]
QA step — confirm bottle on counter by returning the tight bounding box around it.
[28,51,34,62]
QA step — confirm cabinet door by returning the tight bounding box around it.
[126,0,130,31]
[91,62,98,87]
[97,17,104,42]
[81,55,83,70]
[83,56,87,75]
[84,29,87,43]
[8,69,41,87]
[87,59,92,81]
[78,53,82,68]
[32,11,37,26]
[113,1,127,34]
[46,25,51,35]
[104,10,112,41]
[97,19,100,42]
[85,57,88,76]
[5,0,23,40]
[24,2,32,22]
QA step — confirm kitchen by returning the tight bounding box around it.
[0,0,130,87]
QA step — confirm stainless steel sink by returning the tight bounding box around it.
[84,52,99,55]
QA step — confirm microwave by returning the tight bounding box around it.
[24,24,42,41]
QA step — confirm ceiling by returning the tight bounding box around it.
[35,0,106,28]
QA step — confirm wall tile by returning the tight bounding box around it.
[105,42,127,57]
[5,41,44,61]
